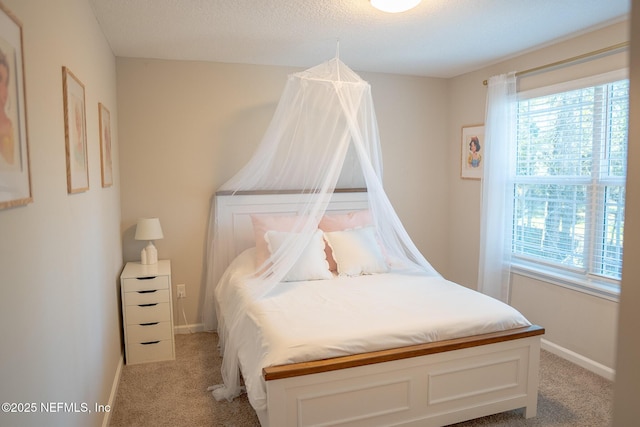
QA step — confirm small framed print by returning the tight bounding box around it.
[461,124,485,180]
[98,102,112,187]
[62,66,89,193]
[0,2,32,209]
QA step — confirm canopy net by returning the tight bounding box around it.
[203,57,439,402]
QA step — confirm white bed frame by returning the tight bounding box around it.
[214,190,544,427]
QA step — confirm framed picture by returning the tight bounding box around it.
[460,124,485,180]
[98,102,112,187]
[62,66,88,193]
[0,2,32,209]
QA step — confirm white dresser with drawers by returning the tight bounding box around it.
[120,260,175,365]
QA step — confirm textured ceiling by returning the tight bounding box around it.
[89,0,630,78]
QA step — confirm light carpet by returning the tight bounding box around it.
[109,332,612,427]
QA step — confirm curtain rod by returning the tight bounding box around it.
[482,41,629,86]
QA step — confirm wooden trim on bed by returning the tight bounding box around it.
[216,187,367,196]
[263,325,544,381]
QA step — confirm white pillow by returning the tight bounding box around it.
[323,226,388,276]
[264,229,332,282]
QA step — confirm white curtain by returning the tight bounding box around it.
[477,72,517,302]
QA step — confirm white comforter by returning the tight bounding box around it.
[214,248,531,414]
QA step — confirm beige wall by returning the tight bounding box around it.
[447,20,629,287]
[360,71,450,272]
[0,1,122,426]
[117,60,293,328]
[446,21,629,371]
[117,60,449,328]
[118,21,630,373]
[510,275,618,370]
[613,0,640,423]
[0,2,636,424]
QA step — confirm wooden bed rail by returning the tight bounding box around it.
[263,325,544,381]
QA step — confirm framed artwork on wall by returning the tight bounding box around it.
[460,124,485,180]
[62,66,89,193]
[98,102,112,187]
[0,2,32,209]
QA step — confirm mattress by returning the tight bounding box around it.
[214,248,531,413]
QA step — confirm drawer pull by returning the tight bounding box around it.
[136,276,157,280]
[140,322,159,326]
[140,340,160,345]
[137,290,157,294]
[138,303,158,307]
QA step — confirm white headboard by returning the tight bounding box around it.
[214,189,369,267]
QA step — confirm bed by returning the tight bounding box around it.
[211,189,544,427]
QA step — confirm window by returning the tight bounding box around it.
[512,74,628,292]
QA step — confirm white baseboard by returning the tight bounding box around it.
[174,323,205,334]
[102,354,123,427]
[541,338,615,381]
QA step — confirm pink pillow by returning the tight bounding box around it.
[251,214,305,268]
[319,210,373,270]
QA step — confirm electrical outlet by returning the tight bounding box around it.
[176,284,186,299]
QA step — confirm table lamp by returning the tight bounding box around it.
[135,217,164,265]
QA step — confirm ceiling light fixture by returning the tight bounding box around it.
[370,0,421,13]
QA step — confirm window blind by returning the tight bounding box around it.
[512,77,628,282]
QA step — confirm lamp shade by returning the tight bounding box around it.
[370,0,421,13]
[135,218,164,241]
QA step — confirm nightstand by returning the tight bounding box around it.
[120,260,175,364]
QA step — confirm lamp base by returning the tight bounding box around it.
[141,241,158,265]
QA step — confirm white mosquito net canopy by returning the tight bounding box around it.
[203,57,439,401]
